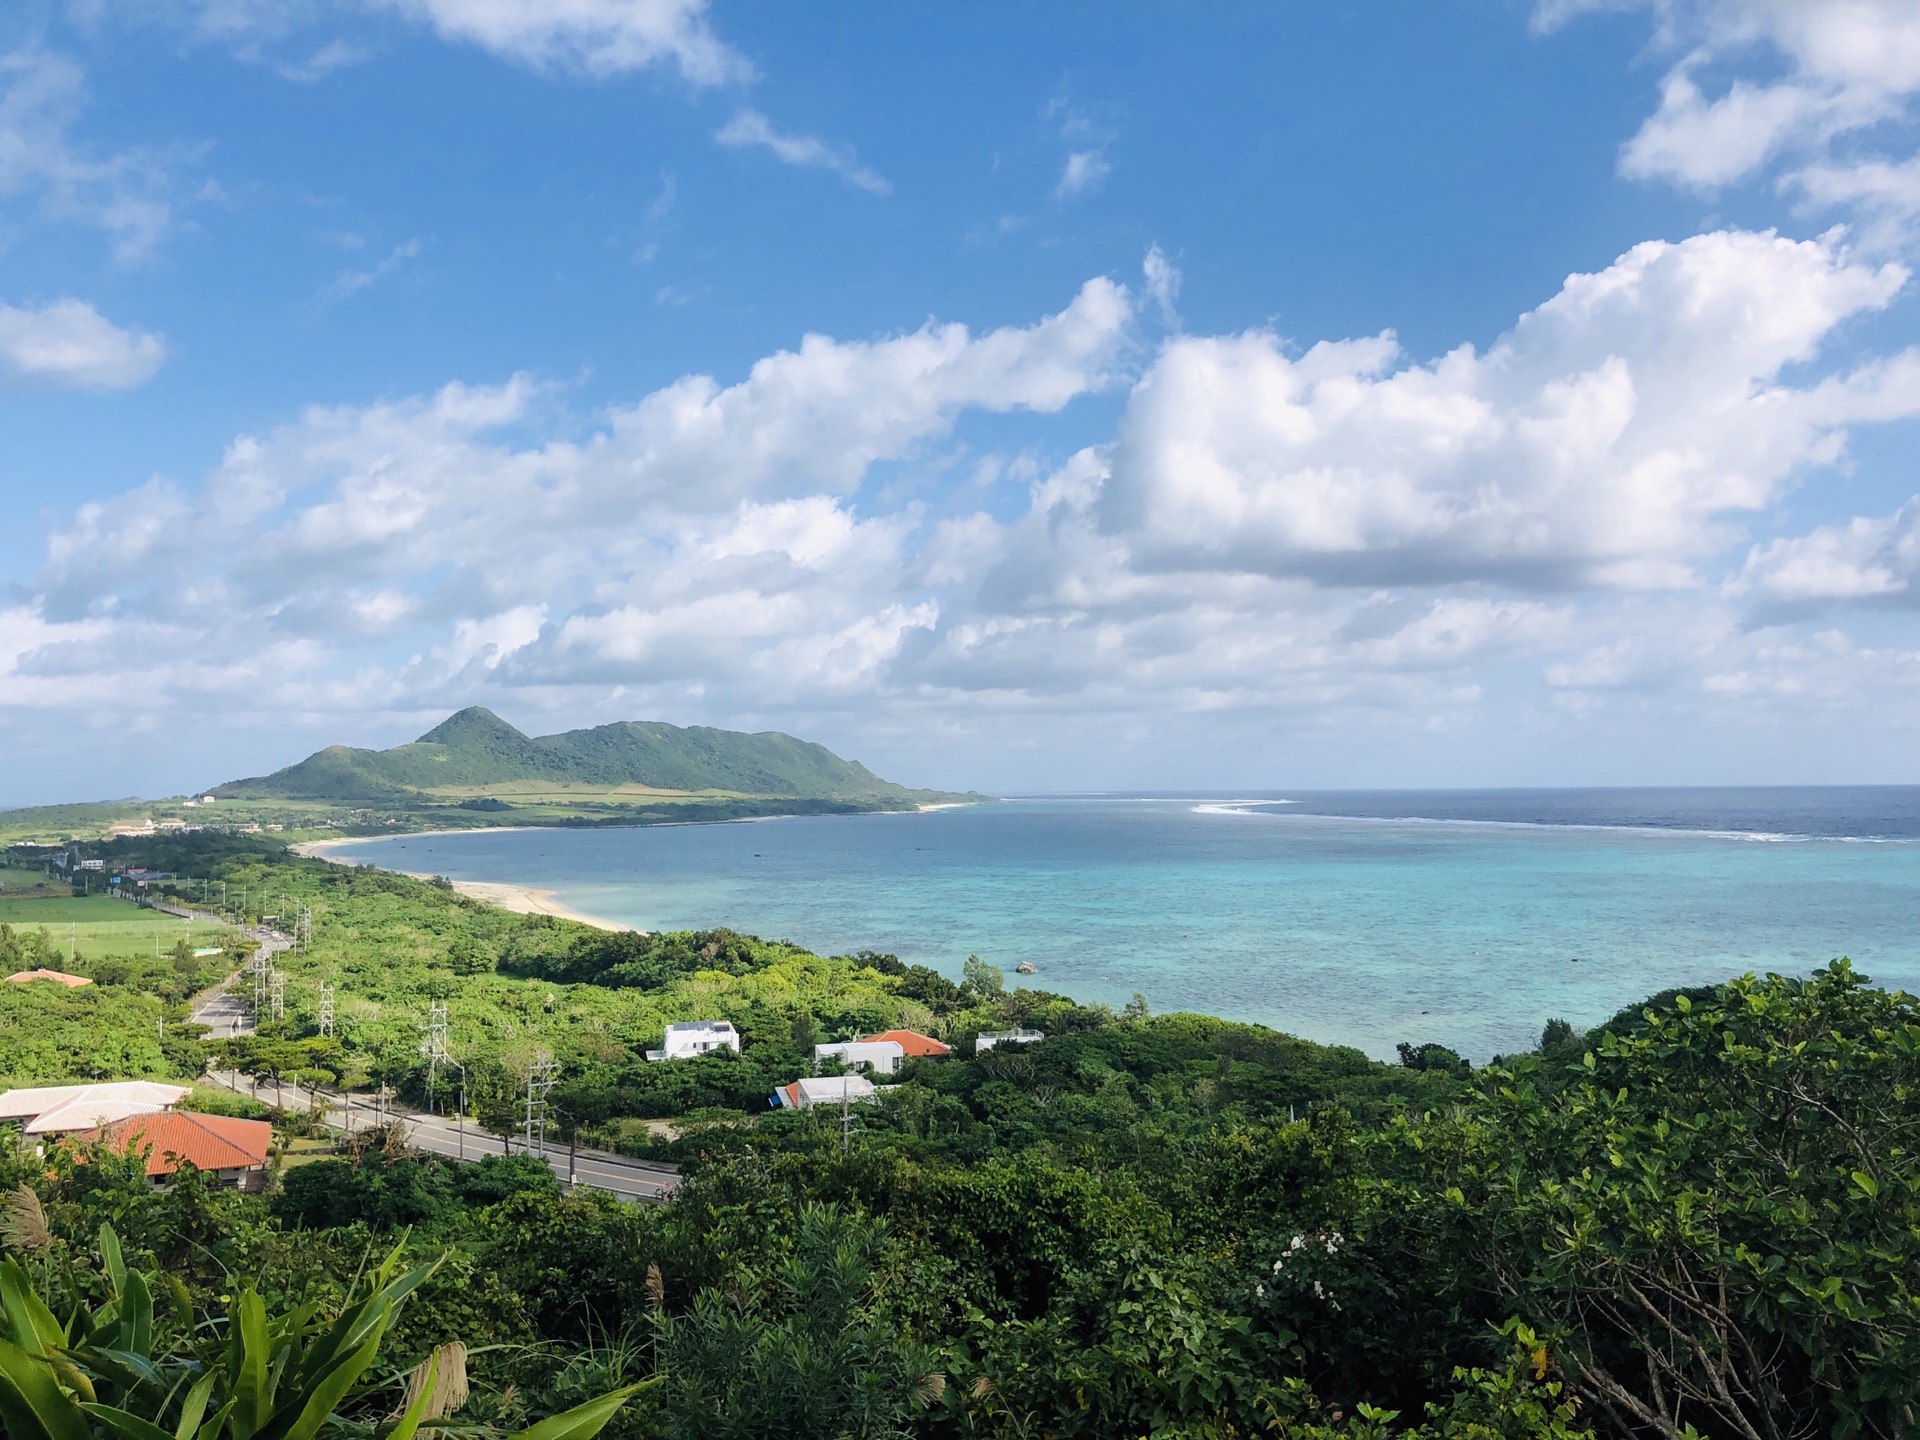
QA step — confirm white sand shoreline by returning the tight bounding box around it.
[291,835,635,932]
[441,880,636,932]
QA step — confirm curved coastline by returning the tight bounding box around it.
[293,833,635,932]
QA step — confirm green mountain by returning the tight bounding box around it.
[220,707,976,811]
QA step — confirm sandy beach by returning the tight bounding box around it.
[291,836,635,932]
[445,880,634,931]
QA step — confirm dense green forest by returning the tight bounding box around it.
[2,832,1915,1438]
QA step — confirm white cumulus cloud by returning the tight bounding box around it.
[1741,499,1920,603]
[1098,230,1917,590]
[0,298,165,388]
[369,0,750,82]
[1543,2,1920,240]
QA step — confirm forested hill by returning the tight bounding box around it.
[220,706,975,808]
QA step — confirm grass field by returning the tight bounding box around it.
[0,866,62,896]
[420,779,731,801]
[0,894,229,960]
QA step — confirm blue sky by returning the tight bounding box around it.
[3,0,1920,803]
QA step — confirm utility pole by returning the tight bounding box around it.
[317,982,335,1038]
[523,1050,558,1159]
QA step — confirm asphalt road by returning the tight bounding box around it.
[190,938,679,1203]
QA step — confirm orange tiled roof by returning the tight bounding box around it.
[82,1112,272,1177]
[6,969,93,988]
[861,1029,952,1057]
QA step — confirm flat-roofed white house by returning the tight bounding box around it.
[0,1081,191,1135]
[646,1019,741,1062]
[975,1029,1046,1054]
[814,1039,907,1075]
[773,1075,877,1110]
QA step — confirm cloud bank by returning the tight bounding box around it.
[8,231,1920,782]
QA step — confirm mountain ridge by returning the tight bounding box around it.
[218,707,977,812]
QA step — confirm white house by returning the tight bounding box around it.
[645,1019,741,1062]
[975,1029,1045,1054]
[813,1039,907,1075]
[774,1075,878,1110]
[0,1081,191,1135]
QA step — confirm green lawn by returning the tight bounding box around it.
[0,894,229,961]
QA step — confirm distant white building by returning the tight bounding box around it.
[814,1039,907,1075]
[774,1075,877,1110]
[0,1081,190,1135]
[646,1019,741,1062]
[975,1029,1045,1054]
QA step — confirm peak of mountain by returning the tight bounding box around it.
[415,706,529,747]
[220,710,974,814]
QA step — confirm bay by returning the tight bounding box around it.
[318,789,1920,1060]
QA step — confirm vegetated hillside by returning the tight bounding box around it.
[219,706,977,808]
[9,830,1920,1438]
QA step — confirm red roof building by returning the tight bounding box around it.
[861,1029,952,1058]
[6,969,93,988]
[79,1112,273,1191]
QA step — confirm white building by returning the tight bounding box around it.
[975,1029,1045,1054]
[0,1081,190,1135]
[774,1075,878,1110]
[814,1039,907,1075]
[645,1019,741,1062]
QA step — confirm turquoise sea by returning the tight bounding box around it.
[320,789,1920,1060]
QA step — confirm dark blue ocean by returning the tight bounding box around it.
[322,789,1920,1060]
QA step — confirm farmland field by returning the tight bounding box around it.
[0,894,230,960]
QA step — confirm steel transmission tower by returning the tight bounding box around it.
[420,1001,452,1105]
[248,950,271,1021]
[317,983,335,1038]
[523,1050,558,1157]
[269,969,286,1024]
[297,906,313,951]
